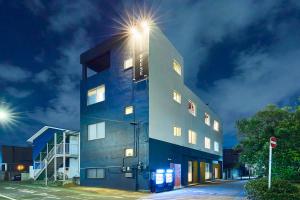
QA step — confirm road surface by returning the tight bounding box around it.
[0,180,246,200]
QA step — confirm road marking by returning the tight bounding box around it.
[0,194,17,200]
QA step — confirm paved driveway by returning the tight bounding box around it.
[0,180,246,200]
[141,181,247,200]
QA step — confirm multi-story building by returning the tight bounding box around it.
[80,22,223,191]
[27,126,80,183]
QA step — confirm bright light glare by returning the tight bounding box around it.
[141,20,150,33]
[0,109,9,122]
[0,103,18,127]
[129,26,140,38]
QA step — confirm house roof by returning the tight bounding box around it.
[26,126,66,143]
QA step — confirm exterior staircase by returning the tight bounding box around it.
[33,143,65,181]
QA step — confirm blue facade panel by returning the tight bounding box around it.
[32,129,63,160]
[80,41,150,190]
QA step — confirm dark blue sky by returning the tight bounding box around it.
[0,0,300,148]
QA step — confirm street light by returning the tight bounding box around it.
[0,102,17,126]
[0,109,9,122]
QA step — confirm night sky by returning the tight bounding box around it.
[0,0,300,148]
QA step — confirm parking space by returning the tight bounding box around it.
[0,181,246,200]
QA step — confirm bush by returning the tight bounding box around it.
[245,178,300,200]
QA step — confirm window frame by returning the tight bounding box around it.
[214,141,219,152]
[88,122,105,141]
[86,168,105,179]
[188,100,196,116]
[205,137,211,149]
[213,120,220,132]
[173,126,182,137]
[188,130,197,144]
[87,85,105,106]
[173,90,182,104]
[173,59,182,76]
[125,106,134,115]
[124,58,133,70]
[204,112,211,126]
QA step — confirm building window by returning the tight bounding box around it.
[188,130,197,144]
[188,100,196,116]
[173,90,181,104]
[188,161,193,182]
[173,59,182,76]
[125,106,133,115]
[205,137,211,149]
[88,122,105,140]
[124,58,133,69]
[125,148,134,157]
[87,85,105,105]
[86,168,105,179]
[205,163,211,180]
[173,127,182,136]
[214,141,219,152]
[205,113,210,126]
[214,120,220,132]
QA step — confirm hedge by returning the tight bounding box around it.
[245,178,300,200]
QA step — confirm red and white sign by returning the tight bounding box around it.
[270,137,277,148]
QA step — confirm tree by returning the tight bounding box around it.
[236,104,300,180]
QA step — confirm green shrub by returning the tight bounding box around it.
[245,178,300,200]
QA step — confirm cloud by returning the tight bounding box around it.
[56,29,91,77]
[6,87,33,98]
[201,18,300,138]
[48,1,100,33]
[29,29,91,130]
[0,64,32,82]
[23,0,45,15]
[33,69,55,83]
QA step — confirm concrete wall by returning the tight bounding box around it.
[148,26,222,157]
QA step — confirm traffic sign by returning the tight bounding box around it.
[270,137,277,148]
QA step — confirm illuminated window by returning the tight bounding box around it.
[125,106,133,115]
[188,130,197,144]
[188,100,196,116]
[173,127,182,136]
[125,148,134,157]
[213,120,220,132]
[87,168,105,179]
[173,90,181,104]
[124,58,133,69]
[205,113,210,126]
[88,122,105,140]
[173,59,182,76]
[188,161,192,182]
[214,141,219,152]
[87,85,105,105]
[205,163,211,180]
[205,137,211,149]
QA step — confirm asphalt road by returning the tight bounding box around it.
[0,180,247,200]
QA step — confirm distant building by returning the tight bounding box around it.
[223,149,250,179]
[0,145,32,181]
[27,126,80,183]
[79,22,223,191]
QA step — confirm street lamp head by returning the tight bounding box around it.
[129,26,141,39]
[0,108,9,122]
[128,20,152,39]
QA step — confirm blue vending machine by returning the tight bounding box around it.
[151,169,165,193]
[165,169,175,191]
